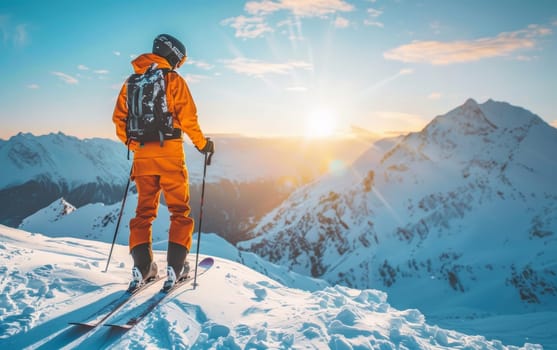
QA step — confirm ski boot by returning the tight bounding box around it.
[128,243,158,292]
[163,242,190,291]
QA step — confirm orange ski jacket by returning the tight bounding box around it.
[112,53,207,177]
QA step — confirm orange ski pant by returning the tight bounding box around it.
[129,172,194,252]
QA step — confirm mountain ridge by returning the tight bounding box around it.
[238,98,557,321]
[6,132,370,241]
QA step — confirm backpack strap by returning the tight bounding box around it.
[158,68,178,147]
[157,68,172,147]
[160,68,175,78]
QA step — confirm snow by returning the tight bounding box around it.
[19,193,171,244]
[0,225,544,349]
[0,132,130,190]
[0,132,370,190]
[238,99,557,348]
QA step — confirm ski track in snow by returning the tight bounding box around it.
[0,225,545,350]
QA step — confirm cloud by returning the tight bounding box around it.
[245,0,354,17]
[334,16,350,28]
[13,24,28,46]
[364,7,383,27]
[76,66,109,77]
[515,55,538,61]
[1,16,30,47]
[277,18,304,40]
[27,84,39,89]
[367,8,382,17]
[187,59,214,70]
[52,71,79,84]
[222,57,312,77]
[384,25,552,65]
[113,51,121,56]
[364,20,383,28]
[221,15,273,39]
[184,74,211,83]
[223,0,353,39]
[244,0,283,16]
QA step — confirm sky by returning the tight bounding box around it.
[0,0,556,140]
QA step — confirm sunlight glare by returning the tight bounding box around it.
[305,108,337,139]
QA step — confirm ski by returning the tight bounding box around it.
[105,256,214,330]
[69,275,164,328]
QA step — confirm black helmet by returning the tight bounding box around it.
[152,34,186,68]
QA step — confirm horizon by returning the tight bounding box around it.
[1,96,553,142]
[1,0,556,140]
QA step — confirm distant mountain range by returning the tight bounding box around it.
[0,133,129,227]
[0,132,369,241]
[238,99,557,319]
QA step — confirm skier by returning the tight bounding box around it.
[112,34,214,290]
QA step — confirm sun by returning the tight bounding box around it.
[304,108,338,139]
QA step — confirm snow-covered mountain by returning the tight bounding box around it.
[18,194,177,246]
[0,132,127,191]
[1,132,369,239]
[0,132,130,226]
[0,225,547,349]
[18,138,392,245]
[238,99,557,336]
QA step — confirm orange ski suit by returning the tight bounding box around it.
[112,53,208,253]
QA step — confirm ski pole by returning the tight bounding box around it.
[193,145,213,288]
[104,165,133,272]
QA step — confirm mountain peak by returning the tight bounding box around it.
[421,98,497,140]
[11,132,37,141]
[56,197,76,215]
[463,97,479,107]
[19,198,76,229]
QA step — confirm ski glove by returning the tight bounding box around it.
[198,138,215,155]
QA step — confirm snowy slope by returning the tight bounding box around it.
[238,99,557,344]
[0,225,544,349]
[17,199,327,293]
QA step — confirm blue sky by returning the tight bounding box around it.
[1,0,556,140]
